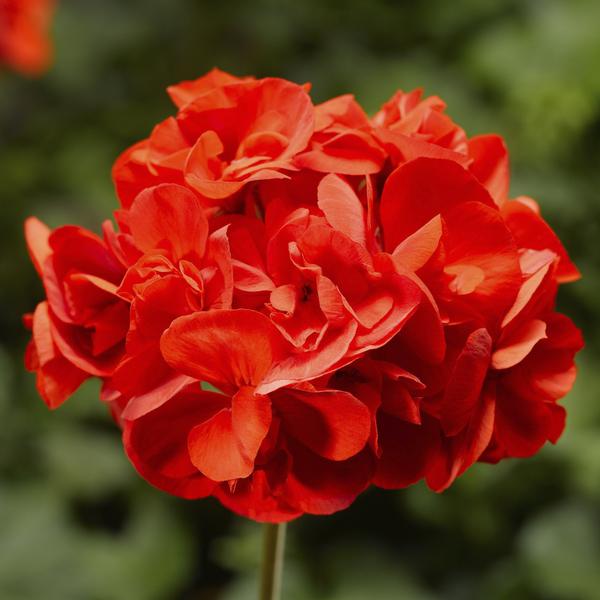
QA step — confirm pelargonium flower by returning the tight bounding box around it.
[113,69,314,210]
[0,0,55,75]
[124,309,374,521]
[24,69,582,523]
[24,217,130,407]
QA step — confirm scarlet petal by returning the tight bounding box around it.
[313,94,371,131]
[437,328,492,435]
[374,129,470,168]
[161,309,291,391]
[258,322,358,395]
[380,157,495,252]
[188,388,271,481]
[274,388,371,461]
[117,345,195,419]
[112,141,174,208]
[214,465,302,523]
[283,441,373,515]
[28,302,87,408]
[392,215,442,272]
[24,217,51,277]
[128,184,208,261]
[502,251,556,327]
[492,319,547,370]
[494,387,566,458]
[468,134,510,206]
[167,68,250,108]
[427,383,496,491]
[251,78,315,159]
[1,0,55,75]
[296,129,385,175]
[48,225,124,285]
[317,174,367,247]
[378,255,446,364]
[123,388,223,499]
[442,201,522,323]
[35,357,88,410]
[270,284,296,313]
[374,415,438,489]
[502,313,583,403]
[49,314,120,377]
[502,198,580,283]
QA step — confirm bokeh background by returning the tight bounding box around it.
[1,0,600,598]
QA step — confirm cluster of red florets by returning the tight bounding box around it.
[25,69,582,522]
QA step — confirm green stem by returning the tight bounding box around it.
[259,522,287,600]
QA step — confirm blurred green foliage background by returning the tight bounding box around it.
[1,0,599,598]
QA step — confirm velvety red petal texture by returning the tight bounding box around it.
[24,69,583,522]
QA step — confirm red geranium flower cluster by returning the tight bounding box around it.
[25,69,583,522]
[0,0,54,75]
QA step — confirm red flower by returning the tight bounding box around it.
[124,310,373,521]
[25,69,583,522]
[113,70,315,210]
[260,173,421,380]
[372,157,582,491]
[108,183,236,419]
[0,0,54,75]
[24,217,129,407]
[372,88,510,205]
[294,94,386,175]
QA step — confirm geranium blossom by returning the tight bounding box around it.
[25,69,583,522]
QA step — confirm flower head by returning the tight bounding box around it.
[25,69,583,522]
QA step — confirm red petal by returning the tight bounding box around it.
[374,415,438,489]
[492,319,548,370]
[34,354,88,410]
[296,129,385,175]
[468,134,510,206]
[392,215,442,272]
[426,383,496,491]
[501,313,582,403]
[502,250,556,327]
[123,387,223,499]
[435,328,492,435]
[24,217,51,277]
[167,68,249,108]
[313,94,370,131]
[442,202,522,322]
[250,78,315,159]
[374,128,470,168]
[502,198,580,283]
[493,386,566,458]
[214,464,302,523]
[187,388,271,481]
[283,441,373,515]
[273,388,370,461]
[317,174,367,247]
[116,343,195,419]
[380,157,495,252]
[27,302,88,408]
[161,309,291,391]
[128,184,208,261]
[258,322,358,394]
